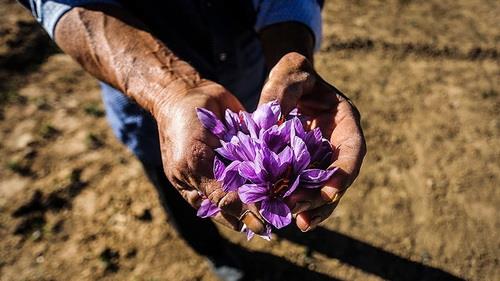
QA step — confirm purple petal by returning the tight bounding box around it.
[224,109,240,136]
[304,128,323,150]
[256,146,284,181]
[238,161,267,184]
[235,132,259,161]
[241,225,255,240]
[260,199,292,229]
[291,136,311,174]
[221,161,245,192]
[252,100,281,130]
[240,112,259,139]
[213,157,225,181]
[278,146,293,166]
[262,120,291,152]
[238,183,269,204]
[197,198,220,218]
[290,117,306,140]
[241,224,272,241]
[310,140,334,166]
[300,168,338,188]
[196,108,226,139]
[215,141,238,162]
[215,134,260,162]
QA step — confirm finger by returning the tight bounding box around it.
[204,182,266,235]
[211,211,241,231]
[171,176,265,233]
[295,201,339,232]
[285,188,323,214]
[321,100,366,199]
[259,52,316,114]
[171,136,266,235]
[285,185,345,215]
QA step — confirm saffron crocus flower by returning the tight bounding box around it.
[195,101,338,240]
[238,136,336,229]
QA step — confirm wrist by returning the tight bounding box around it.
[149,77,222,122]
[125,56,204,118]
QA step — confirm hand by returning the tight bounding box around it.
[54,4,267,234]
[259,52,367,232]
[154,80,266,233]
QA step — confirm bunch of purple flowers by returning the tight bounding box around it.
[196,101,337,240]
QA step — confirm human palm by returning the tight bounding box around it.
[259,52,366,231]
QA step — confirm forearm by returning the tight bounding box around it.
[54,5,201,116]
[258,22,315,70]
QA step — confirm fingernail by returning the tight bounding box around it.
[292,201,311,214]
[321,186,342,203]
[240,211,265,235]
[303,216,322,232]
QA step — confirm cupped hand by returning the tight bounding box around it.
[154,80,266,234]
[259,52,367,232]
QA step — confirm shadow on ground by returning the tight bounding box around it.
[235,226,464,281]
[225,227,464,281]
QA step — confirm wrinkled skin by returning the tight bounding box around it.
[54,5,363,235]
[154,80,266,232]
[55,6,267,234]
[259,52,367,232]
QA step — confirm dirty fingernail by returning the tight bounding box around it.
[321,186,337,202]
[303,216,322,232]
[292,201,311,214]
[240,211,265,235]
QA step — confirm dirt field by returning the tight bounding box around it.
[0,0,498,280]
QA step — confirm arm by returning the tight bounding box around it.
[54,5,198,117]
[47,4,266,234]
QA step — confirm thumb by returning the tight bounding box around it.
[259,52,316,115]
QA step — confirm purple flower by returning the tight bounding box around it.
[196,100,338,239]
[197,198,221,218]
[237,136,335,229]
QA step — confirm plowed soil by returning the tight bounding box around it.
[0,0,498,280]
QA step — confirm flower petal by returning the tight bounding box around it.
[235,132,259,161]
[238,183,269,204]
[300,167,338,188]
[238,161,266,184]
[240,111,259,139]
[291,136,311,174]
[262,120,291,152]
[213,157,225,181]
[252,100,281,130]
[223,109,241,137]
[259,224,272,241]
[197,198,220,218]
[290,117,306,140]
[260,199,292,229]
[196,108,226,139]
[257,146,284,181]
[215,141,238,162]
[278,146,293,166]
[221,161,245,192]
[241,225,255,240]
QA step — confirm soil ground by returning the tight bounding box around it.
[0,0,498,280]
